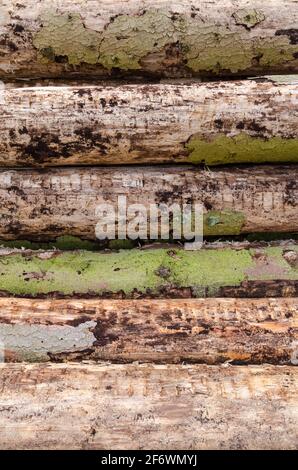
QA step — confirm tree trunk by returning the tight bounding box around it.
[0,243,297,298]
[0,81,297,166]
[0,363,297,449]
[0,297,296,364]
[0,166,297,240]
[0,1,297,80]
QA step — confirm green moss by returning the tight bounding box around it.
[204,211,246,236]
[0,246,287,297]
[187,133,298,165]
[0,236,100,251]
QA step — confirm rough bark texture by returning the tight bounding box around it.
[0,243,297,298]
[0,297,297,364]
[0,166,297,240]
[0,1,298,80]
[0,363,297,450]
[0,81,298,166]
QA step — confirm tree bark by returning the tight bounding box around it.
[0,363,297,449]
[0,81,297,166]
[0,297,296,364]
[0,1,297,80]
[0,243,297,298]
[0,165,298,241]
[0,166,297,240]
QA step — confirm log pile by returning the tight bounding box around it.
[0,0,297,450]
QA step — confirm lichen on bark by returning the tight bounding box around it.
[32,8,298,73]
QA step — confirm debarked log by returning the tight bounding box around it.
[0,243,297,298]
[0,80,297,166]
[0,297,296,364]
[0,1,298,80]
[0,166,297,240]
[0,363,297,449]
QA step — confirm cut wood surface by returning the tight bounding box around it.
[0,166,297,240]
[0,363,297,449]
[0,1,298,80]
[0,297,297,364]
[0,81,298,166]
[0,243,297,298]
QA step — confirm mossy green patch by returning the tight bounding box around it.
[187,133,298,165]
[0,247,256,297]
[204,211,246,236]
[0,236,100,251]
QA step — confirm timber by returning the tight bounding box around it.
[0,81,297,166]
[0,166,297,240]
[0,363,297,449]
[0,1,298,80]
[0,297,296,364]
[0,243,297,298]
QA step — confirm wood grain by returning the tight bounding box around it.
[0,297,297,364]
[0,166,297,240]
[0,81,297,166]
[0,363,297,449]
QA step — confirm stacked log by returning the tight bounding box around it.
[0,80,297,166]
[0,0,297,451]
[0,1,297,80]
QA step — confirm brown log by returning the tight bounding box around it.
[0,81,297,166]
[0,1,298,80]
[0,363,297,449]
[0,166,297,240]
[0,243,297,298]
[0,297,297,364]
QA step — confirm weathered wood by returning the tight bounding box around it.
[0,1,298,80]
[0,297,296,364]
[0,243,297,298]
[0,166,297,240]
[0,363,297,449]
[0,81,297,166]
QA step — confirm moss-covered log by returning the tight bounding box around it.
[0,81,298,166]
[0,297,296,364]
[0,363,297,450]
[0,1,298,80]
[0,243,297,298]
[0,166,296,240]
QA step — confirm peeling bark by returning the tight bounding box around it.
[0,81,297,166]
[0,1,298,79]
[0,363,297,449]
[0,166,297,240]
[0,297,296,364]
[0,243,297,298]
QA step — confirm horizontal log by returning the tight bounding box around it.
[0,166,297,240]
[0,1,298,80]
[0,81,298,166]
[0,297,297,364]
[0,363,297,449]
[0,243,297,298]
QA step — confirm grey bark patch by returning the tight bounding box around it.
[0,320,96,361]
